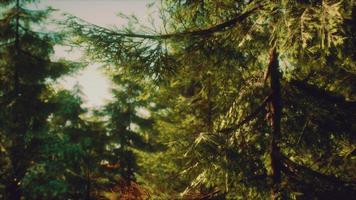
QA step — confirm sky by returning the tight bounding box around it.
[33,0,159,108]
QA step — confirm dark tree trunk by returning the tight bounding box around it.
[268,47,282,199]
[5,141,26,200]
[5,1,23,199]
[5,180,21,200]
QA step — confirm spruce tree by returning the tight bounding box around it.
[0,0,80,198]
[102,67,156,182]
[47,88,108,199]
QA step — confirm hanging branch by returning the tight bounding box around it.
[279,152,356,194]
[290,80,356,108]
[66,1,264,40]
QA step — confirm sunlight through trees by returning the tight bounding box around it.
[1,0,355,199]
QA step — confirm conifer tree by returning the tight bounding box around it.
[101,67,156,183]
[0,0,80,198]
[47,88,108,199]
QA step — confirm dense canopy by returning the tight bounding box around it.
[0,0,355,199]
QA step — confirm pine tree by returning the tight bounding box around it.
[0,0,80,198]
[47,88,108,199]
[102,67,156,182]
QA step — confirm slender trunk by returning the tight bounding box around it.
[207,73,212,133]
[268,47,282,199]
[86,160,91,200]
[14,0,20,92]
[6,146,24,200]
[6,0,23,199]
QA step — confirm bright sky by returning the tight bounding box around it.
[33,0,159,108]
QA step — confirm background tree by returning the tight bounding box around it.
[0,0,82,198]
[44,87,109,199]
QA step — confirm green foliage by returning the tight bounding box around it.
[66,0,355,199]
[1,0,355,199]
[101,66,158,181]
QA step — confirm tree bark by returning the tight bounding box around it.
[268,47,282,200]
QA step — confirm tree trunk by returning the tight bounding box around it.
[268,47,282,199]
[5,179,21,200]
[5,140,26,200]
[5,1,24,199]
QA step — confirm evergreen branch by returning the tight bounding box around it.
[297,117,308,145]
[0,40,15,47]
[280,152,356,187]
[290,80,356,108]
[18,48,49,63]
[197,189,221,199]
[65,169,88,181]
[186,173,269,199]
[0,140,9,157]
[218,94,272,134]
[68,1,263,40]
[18,24,51,36]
